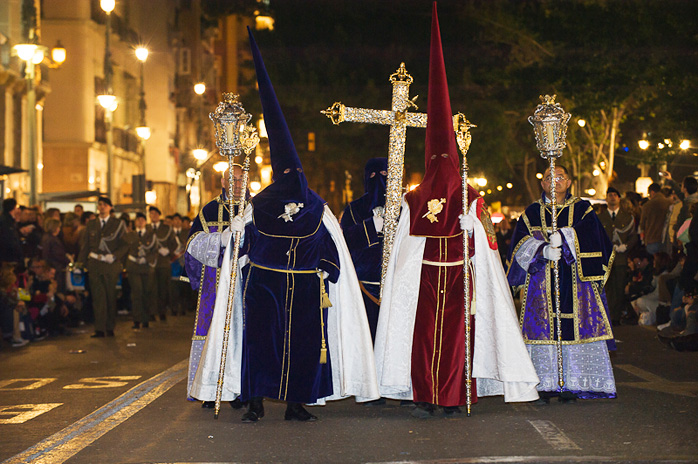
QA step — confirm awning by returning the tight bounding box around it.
[38,190,103,201]
[0,165,28,176]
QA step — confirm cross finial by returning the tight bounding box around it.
[390,62,414,85]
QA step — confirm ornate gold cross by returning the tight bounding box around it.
[323,62,470,298]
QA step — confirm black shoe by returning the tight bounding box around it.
[400,400,414,407]
[202,401,214,409]
[159,314,167,322]
[242,397,264,423]
[142,322,149,329]
[91,331,105,338]
[410,402,436,418]
[533,391,555,405]
[285,402,317,422]
[364,398,386,406]
[132,322,140,329]
[106,330,115,337]
[230,398,247,409]
[442,406,462,418]
[558,391,578,403]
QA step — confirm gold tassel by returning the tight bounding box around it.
[319,273,332,309]
[319,271,330,363]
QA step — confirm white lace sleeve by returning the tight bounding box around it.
[515,237,544,271]
[187,232,223,268]
[560,227,577,261]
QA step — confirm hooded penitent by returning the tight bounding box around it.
[247,27,325,237]
[347,157,387,222]
[363,157,388,210]
[404,3,469,237]
[374,3,541,407]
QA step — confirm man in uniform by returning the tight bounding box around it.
[597,186,637,325]
[507,165,617,401]
[78,196,128,337]
[375,4,539,419]
[190,29,378,422]
[124,212,156,330]
[340,157,387,342]
[170,213,190,316]
[149,206,177,321]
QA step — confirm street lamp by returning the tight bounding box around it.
[194,83,206,95]
[192,148,208,162]
[98,0,115,199]
[680,140,691,150]
[213,161,229,173]
[638,139,650,150]
[51,41,67,66]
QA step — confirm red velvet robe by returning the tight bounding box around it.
[410,196,496,407]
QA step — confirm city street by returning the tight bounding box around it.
[1,313,697,464]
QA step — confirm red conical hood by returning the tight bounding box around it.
[406,2,463,237]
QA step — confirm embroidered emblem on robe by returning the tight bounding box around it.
[422,198,446,223]
[278,202,304,222]
[479,202,498,250]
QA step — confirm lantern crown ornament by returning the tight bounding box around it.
[210,92,259,157]
[528,94,571,159]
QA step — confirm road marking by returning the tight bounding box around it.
[3,359,186,464]
[366,458,698,463]
[616,364,698,398]
[0,379,56,391]
[528,420,581,450]
[62,376,142,389]
[0,404,63,424]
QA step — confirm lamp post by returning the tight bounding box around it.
[12,38,67,207]
[98,0,115,199]
[12,45,43,206]
[194,82,206,145]
[135,47,150,191]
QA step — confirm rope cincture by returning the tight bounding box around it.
[318,271,332,364]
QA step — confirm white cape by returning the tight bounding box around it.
[374,197,539,403]
[190,204,379,404]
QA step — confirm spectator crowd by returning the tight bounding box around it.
[0,198,194,348]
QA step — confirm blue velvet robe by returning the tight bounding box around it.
[239,210,340,404]
[340,195,382,342]
[507,194,615,347]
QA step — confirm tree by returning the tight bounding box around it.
[232,0,698,209]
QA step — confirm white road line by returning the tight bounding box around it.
[367,458,695,463]
[528,419,581,451]
[3,359,187,464]
[616,364,698,397]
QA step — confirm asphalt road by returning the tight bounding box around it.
[1,313,697,464]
